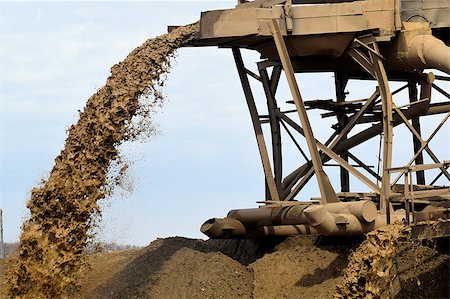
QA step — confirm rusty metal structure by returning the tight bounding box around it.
[180,0,450,239]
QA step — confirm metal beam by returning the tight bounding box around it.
[391,111,450,185]
[276,112,381,194]
[282,102,450,196]
[282,88,380,197]
[270,19,339,204]
[279,118,309,161]
[233,47,280,201]
[347,151,382,182]
[260,67,283,195]
[408,81,425,185]
[393,104,450,183]
[347,48,375,78]
[335,72,350,192]
[369,42,394,221]
[270,65,283,96]
[433,83,450,100]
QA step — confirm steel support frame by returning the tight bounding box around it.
[370,41,393,221]
[269,19,339,204]
[232,27,449,214]
[233,48,280,201]
[347,36,450,221]
[335,72,350,192]
[259,64,283,196]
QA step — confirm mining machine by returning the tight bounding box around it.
[174,0,450,239]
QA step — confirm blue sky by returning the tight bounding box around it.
[1,1,449,246]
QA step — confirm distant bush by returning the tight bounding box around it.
[0,241,138,258]
[85,242,141,254]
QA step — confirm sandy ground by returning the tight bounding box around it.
[69,235,449,299]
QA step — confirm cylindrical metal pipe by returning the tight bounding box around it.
[200,217,246,238]
[247,224,319,237]
[303,204,336,235]
[227,208,272,226]
[303,203,407,236]
[323,200,377,223]
[348,201,377,222]
[330,214,375,236]
[228,204,311,226]
[326,213,406,236]
[407,34,450,74]
[202,211,407,238]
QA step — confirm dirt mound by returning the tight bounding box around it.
[251,236,352,299]
[1,234,448,298]
[78,234,447,299]
[82,237,253,299]
[394,240,450,299]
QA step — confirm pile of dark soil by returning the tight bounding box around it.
[79,235,449,299]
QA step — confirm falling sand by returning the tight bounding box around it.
[2,24,198,298]
[334,224,411,298]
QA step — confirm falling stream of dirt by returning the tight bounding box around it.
[335,224,411,298]
[2,24,198,298]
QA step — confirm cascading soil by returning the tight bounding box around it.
[334,224,411,299]
[2,24,198,298]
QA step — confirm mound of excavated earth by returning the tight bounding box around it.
[79,235,449,299]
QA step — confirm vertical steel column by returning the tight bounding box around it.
[233,48,280,201]
[408,80,425,185]
[335,73,350,192]
[369,46,393,223]
[260,67,283,195]
[420,77,432,101]
[270,19,338,204]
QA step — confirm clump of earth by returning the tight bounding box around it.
[2,24,198,298]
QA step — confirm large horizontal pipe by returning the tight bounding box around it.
[303,204,405,236]
[201,208,406,239]
[246,224,319,237]
[321,200,377,223]
[283,102,450,190]
[228,204,311,226]
[406,34,450,75]
[203,200,377,238]
[304,205,336,235]
[228,200,376,227]
[201,218,321,238]
[200,217,246,238]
